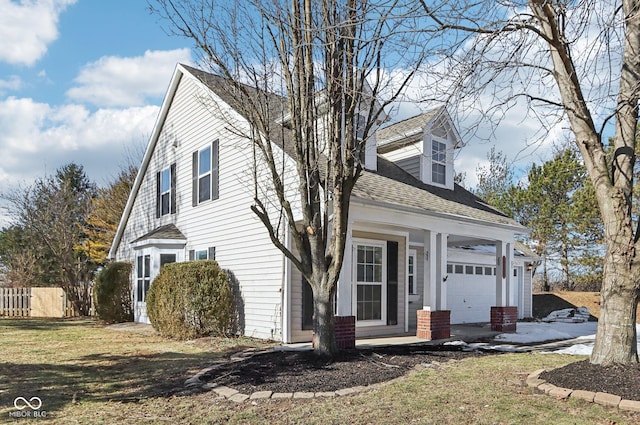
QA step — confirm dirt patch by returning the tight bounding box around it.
[534,291,640,323]
[200,345,486,394]
[541,360,640,401]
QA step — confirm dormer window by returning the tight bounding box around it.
[431,140,446,185]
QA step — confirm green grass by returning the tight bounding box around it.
[0,318,638,424]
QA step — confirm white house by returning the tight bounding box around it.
[109,64,535,343]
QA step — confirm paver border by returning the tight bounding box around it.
[527,369,640,413]
[180,347,437,402]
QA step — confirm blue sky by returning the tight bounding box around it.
[0,0,566,227]
[0,0,192,203]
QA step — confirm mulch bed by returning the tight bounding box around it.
[202,345,486,394]
[541,360,640,401]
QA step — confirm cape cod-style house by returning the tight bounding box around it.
[109,64,536,344]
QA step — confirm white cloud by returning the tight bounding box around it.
[0,96,158,191]
[0,75,22,94]
[66,49,192,107]
[0,0,76,66]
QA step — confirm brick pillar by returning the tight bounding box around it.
[334,315,356,349]
[491,306,518,332]
[416,309,450,340]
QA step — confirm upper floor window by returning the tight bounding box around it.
[192,140,219,206]
[156,163,175,217]
[431,140,446,185]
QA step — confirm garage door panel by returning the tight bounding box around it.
[447,271,495,324]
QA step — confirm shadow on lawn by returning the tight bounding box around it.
[0,345,242,417]
[0,317,92,331]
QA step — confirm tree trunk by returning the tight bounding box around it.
[591,245,639,364]
[312,284,336,356]
[591,224,640,365]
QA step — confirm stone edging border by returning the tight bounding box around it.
[179,347,435,403]
[527,369,640,413]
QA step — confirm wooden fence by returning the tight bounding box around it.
[0,287,30,317]
[0,287,94,318]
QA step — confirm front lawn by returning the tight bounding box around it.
[0,318,637,424]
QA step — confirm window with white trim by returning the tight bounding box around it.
[408,249,417,295]
[356,242,385,323]
[431,139,446,185]
[136,255,150,303]
[192,140,219,206]
[156,163,175,217]
[188,247,216,261]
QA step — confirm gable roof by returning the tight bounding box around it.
[376,107,463,153]
[109,65,525,258]
[376,108,442,144]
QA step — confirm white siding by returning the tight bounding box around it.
[115,75,289,340]
[394,155,421,180]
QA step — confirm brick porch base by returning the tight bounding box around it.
[416,309,451,340]
[334,315,356,349]
[491,306,518,332]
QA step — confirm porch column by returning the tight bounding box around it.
[417,231,450,340]
[492,240,517,332]
[423,230,437,309]
[495,241,513,306]
[336,221,353,316]
[436,232,448,310]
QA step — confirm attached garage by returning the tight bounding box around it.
[446,244,534,324]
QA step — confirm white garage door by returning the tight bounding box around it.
[447,263,496,324]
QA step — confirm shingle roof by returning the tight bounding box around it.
[133,224,186,243]
[183,65,525,231]
[376,108,442,144]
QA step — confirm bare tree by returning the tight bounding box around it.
[2,163,96,315]
[150,0,426,354]
[419,0,640,365]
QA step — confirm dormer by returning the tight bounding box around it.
[376,108,462,190]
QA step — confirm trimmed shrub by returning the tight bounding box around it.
[94,261,134,323]
[146,260,233,339]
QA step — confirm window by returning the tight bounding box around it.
[136,255,151,303]
[156,164,175,217]
[408,250,417,295]
[356,243,385,322]
[475,266,483,275]
[465,265,474,275]
[447,264,453,274]
[188,247,216,261]
[454,264,463,274]
[431,140,446,185]
[192,140,219,206]
[160,253,176,267]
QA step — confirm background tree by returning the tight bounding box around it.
[3,163,97,315]
[151,0,427,354]
[83,165,138,265]
[474,147,519,216]
[421,0,640,364]
[517,149,603,291]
